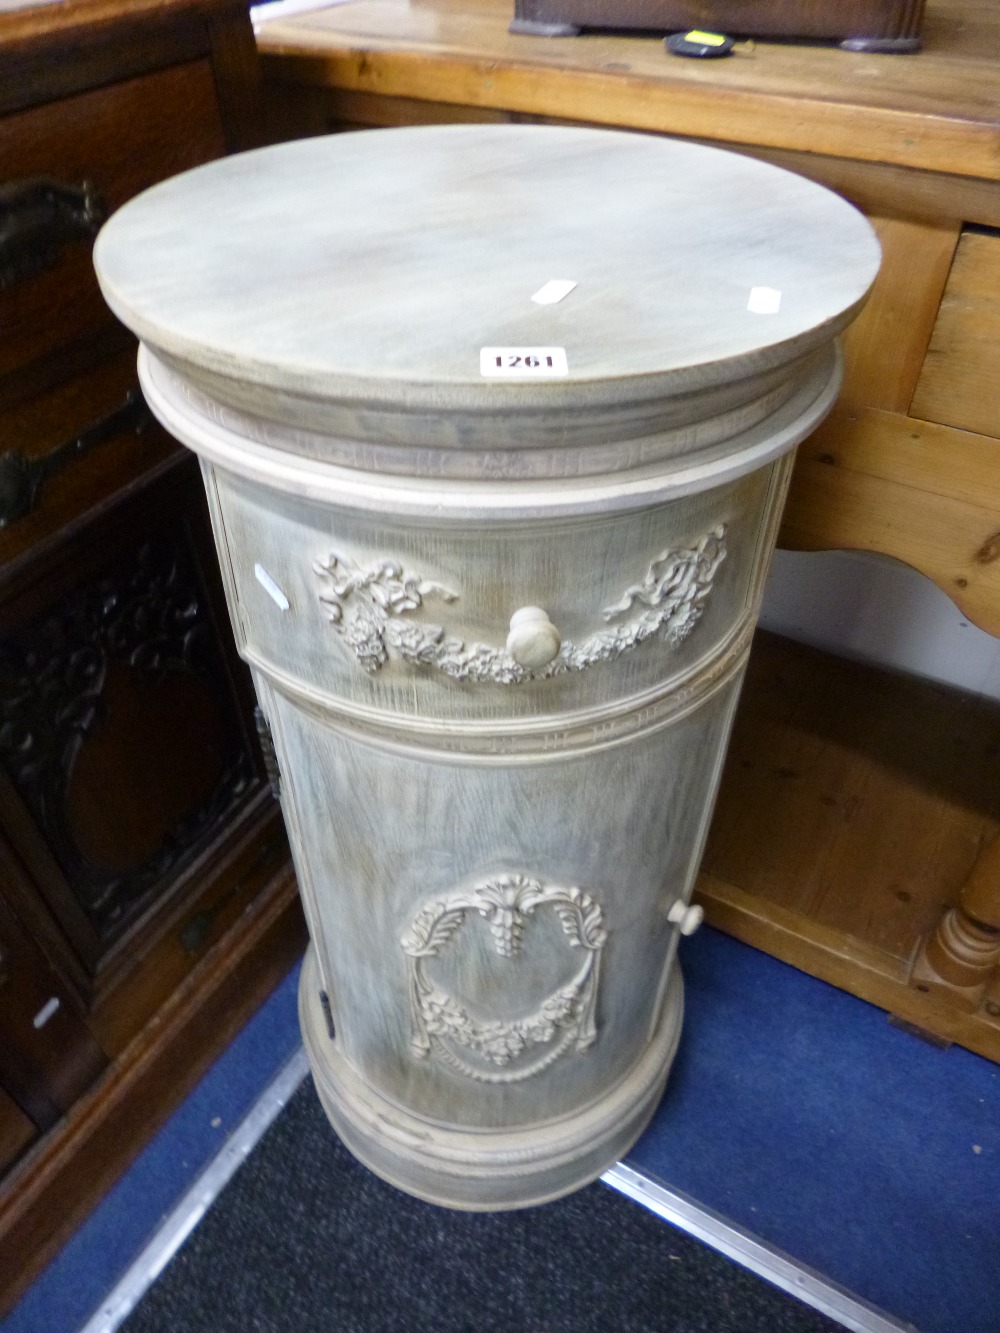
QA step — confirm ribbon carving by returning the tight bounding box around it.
[314,525,726,684]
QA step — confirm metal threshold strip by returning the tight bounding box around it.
[603,1163,919,1333]
[81,1046,916,1333]
[80,1048,312,1333]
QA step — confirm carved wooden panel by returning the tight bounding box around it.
[0,463,267,989]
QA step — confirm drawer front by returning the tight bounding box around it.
[0,348,176,568]
[208,463,783,730]
[0,59,227,384]
[910,227,1000,441]
[0,891,106,1129]
[0,1085,35,1175]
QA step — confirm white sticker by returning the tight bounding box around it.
[531,279,577,306]
[748,286,782,314]
[480,347,568,377]
[33,997,60,1030]
[254,563,290,611]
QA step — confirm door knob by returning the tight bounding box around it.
[506,606,561,670]
[667,901,704,936]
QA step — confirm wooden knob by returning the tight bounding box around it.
[506,606,561,669]
[667,901,704,936]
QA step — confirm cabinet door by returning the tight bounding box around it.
[0,455,272,1028]
[0,889,106,1134]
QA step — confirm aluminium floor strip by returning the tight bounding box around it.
[78,1048,312,1333]
[602,1163,918,1333]
[78,1046,914,1333]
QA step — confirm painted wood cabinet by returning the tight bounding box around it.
[94,124,878,1206]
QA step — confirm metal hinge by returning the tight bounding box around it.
[254,707,282,801]
[319,991,336,1041]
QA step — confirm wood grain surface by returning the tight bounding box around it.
[779,406,1000,637]
[256,0,1000,179]
[911,228,1000,440]
[698,631,1000,1062]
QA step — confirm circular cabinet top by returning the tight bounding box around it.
[95,126,877,393]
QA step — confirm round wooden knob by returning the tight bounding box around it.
[506,606,561,669]
[667,901,704,936]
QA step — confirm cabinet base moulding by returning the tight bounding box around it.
[300,945,683,1212]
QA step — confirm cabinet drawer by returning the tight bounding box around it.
[0,1085,35,1175]
[910,227,1000,440]
[0,892,106,1129]
[0,348,177,570]
[0,60,227,384]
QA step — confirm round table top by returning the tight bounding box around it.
[94,124,879,417]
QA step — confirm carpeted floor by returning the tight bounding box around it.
[121,1079,840,1333]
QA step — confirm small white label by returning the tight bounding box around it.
[480,347,568,377]
[33,997,60,1030]
[748,286,782,314]
[254,563,290,611]
[531,279,577,306]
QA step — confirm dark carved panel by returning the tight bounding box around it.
[0,525,260,939]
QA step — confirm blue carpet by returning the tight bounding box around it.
[6,930,999,1333]
[627,929,1000,1333]
[3,963,303,1333]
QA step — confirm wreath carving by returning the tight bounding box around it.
[400,873,607,1084]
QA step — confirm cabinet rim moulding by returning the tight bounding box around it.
[137,345,845,519]
[250,616,757,764]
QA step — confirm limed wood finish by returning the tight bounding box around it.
[0,0,304,1316]
[95,124,877,1206]
[254,0,1000,1054]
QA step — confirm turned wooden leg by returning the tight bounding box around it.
[917,836,1000,999]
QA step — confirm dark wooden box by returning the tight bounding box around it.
[510,0,927,51]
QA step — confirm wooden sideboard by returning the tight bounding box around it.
[0,0,306,1314]
[255,0,1000,1058]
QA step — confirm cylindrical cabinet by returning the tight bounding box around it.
[94,125,879,1209]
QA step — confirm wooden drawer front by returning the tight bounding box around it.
[910,227,1000,440]
[0,892,106,1130]
[0,348,178,565]
[836,214,959,415]
[0,59,227,384]
[0,1085,35,1175]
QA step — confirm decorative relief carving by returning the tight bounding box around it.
[314,525,726,684]
[0,532,257,938]
[400,873,607,1083]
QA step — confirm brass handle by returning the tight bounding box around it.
[0,176,107,290]
[0,389,151,528]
